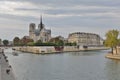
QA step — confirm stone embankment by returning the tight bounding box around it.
[0,48,16,80]
[13,46,109,54]
[105,53,120,60]
[105,47,120,60]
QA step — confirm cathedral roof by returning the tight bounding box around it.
[34,29,40,36]
[31,16,51,36]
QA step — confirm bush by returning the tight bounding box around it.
[65,42,77,46]
[34,42,56,46]
[27,42,35,46]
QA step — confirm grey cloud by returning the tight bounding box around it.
[0,0,120,40]
[9,0,120,7]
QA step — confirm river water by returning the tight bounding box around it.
[4,48,120,80]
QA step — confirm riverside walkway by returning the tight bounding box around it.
[0,51,16,80]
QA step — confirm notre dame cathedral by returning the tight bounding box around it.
[29,16,51,42]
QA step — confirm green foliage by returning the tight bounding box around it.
[34,38,64,46]
[13,36,34,46]
[34,42,56,46]
[13,37,20,46]
[104,29,119,53]
[73,42,77,46]
[55,40,64,46]
[21,37,34,46]
[104,29,119,47]
[3,40,9,46]
[49,37,64,46]
[36,40,42,44]
[118,39,120,46]
[65,42,77,46]
[27,42,35,46]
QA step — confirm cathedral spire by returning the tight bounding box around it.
[40,15,42,25]
[39,15,44,30]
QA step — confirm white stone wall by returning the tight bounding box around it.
[68,32,103,46]
[13,46,109,54]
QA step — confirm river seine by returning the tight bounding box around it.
[4,48,120,80]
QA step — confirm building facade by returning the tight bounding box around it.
[29,17,51,42]
[68,32,103,46]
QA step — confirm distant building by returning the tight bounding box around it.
[68,32,103,46]
[8,41,13,46]
[29,16,51,42]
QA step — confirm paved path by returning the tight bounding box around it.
[105,53,120,60]
[0,52,16,80]
[0,62,1,80]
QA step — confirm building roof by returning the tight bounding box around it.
[69,32,99,36]
[34,29,40,36]
[30,16,51,38]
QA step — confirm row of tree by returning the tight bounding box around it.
[13,36,77,46]
[13,37,33,46]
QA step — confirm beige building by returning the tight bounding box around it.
[68,32,103,46]
[29,17,51,42]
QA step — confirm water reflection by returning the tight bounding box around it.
[68,51,101,56]
[105,59,120,80]
[4,48,120,80]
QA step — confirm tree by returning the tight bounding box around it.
[37,40,42,44]
[56,40,64,46]
[104,29,119,54]
[27,42,35,46]
[13,37,20,46]
[3,40,9,46]
[49,37,64,46]
[118,39,120,46]
[20,36,34,46]
[65,42,77,46]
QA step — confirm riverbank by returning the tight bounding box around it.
[105,53,120,60]
[13,46,109,54]
[0,52,16,80]
[105,47,120,60]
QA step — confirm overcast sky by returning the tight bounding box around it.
[0,0,120,40]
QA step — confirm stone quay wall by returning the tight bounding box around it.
[13,46,109,54]
[105,47,120,60]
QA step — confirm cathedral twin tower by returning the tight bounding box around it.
[29,16,51,42]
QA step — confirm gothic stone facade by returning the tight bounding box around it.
[68,32,103,46]
[29,18,51,42]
